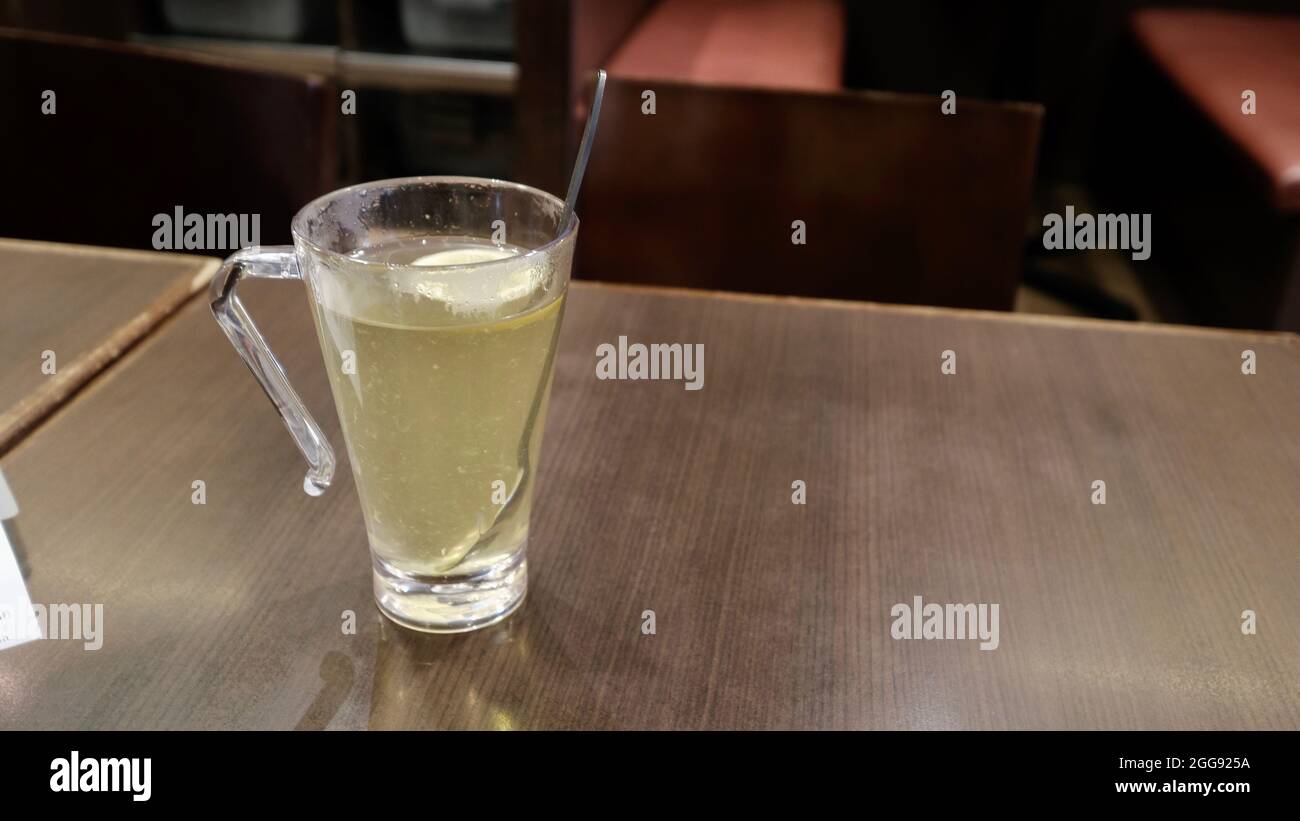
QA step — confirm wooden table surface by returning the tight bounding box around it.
[0,239,218,454]
[2,263,1299,730]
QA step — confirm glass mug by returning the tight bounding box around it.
[210,177,576,632]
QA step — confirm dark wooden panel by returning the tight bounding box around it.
[578,78,1042,309]
[1,275,1298,729]
[0,238,218,454]
[0,27,338,250]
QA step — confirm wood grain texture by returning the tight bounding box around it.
[0,239,219,454]
[1,276,1298,730]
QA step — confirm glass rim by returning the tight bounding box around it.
[290,174,579,271]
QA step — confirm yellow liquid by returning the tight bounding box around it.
[309,238,564,577]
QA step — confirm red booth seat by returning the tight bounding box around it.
[606,0,844,92]
[1133,9,1300,211]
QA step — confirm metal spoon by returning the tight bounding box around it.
[559,68,607,234]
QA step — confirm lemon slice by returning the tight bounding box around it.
[409,247,539,315]
[412,248,513,266]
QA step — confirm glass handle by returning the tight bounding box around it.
[209,246,335,496]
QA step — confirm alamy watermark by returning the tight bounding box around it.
[151,206,260,251]
[1042,205,1151,261]
[890,595,999,651]
[50,751,150,801]
[596,336,704,390]
[0,602,104,650]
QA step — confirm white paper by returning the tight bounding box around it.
[0,467,16,519]
[0,470,40,650]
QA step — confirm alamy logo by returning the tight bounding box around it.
[50,751,151,802]
[890,595,1000,651]
[596,336,704,390]
[1042,206,1151,261]
[151,206,260,251]
[0,602,103,650]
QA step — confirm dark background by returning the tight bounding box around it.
[2,0,1299,330]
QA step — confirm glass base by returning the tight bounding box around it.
[372,546,527,633]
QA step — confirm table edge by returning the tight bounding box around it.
[0,253,221,456]
[572,278,1300,346]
